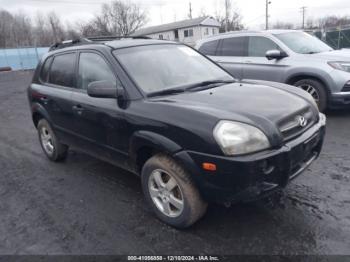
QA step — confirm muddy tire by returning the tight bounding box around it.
[37,119,68,162]
[141,154,207,228]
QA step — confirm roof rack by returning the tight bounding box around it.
[49,36,152,51]
[49,35,152,51]
[87,35,151,42]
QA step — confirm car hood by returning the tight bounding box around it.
[310,49,350,61]
[150,82,317,145]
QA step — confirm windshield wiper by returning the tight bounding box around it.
[147,79,235,97]
[147,87,186,97]
[184,79,235,92]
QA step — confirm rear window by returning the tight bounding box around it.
[219,36,248,56]
[198,40,219,56]
[49,53,76,88]
[40,57,53,82]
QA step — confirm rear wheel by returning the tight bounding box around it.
[141,154,207,228]
[37,119,68,161]
[293,79,327,112]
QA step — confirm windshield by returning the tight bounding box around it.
[274,32,333,54]
[113,44,233,94]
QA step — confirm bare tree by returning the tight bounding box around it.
[272,21,295,30]
[47,12,66,42]
[81,0,148,37]
[0,9,14,47]
[0,1,148,48]
[215,0,244,32]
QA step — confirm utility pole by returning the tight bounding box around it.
[301,6,307,29]
[225,0,228,32]
[265,0,271,30]
[189,2,193,19]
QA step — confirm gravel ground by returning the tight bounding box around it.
[0,71,349,255]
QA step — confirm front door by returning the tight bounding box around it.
[70,51,128,166]
[242,36,288,82]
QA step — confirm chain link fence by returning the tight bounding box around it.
[0,47,49,71]
[313,26,350,49]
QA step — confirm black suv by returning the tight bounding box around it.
[28,37,326,228]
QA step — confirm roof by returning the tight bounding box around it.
[132,16,219,36]
[105,39,177,49]
[46,39,177,57]
[196,29,302,44]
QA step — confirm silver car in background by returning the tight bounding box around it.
[195,30,350,111]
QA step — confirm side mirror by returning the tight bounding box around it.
[87,80,118,98]
[265,50,288,60]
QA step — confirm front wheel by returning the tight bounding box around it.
[294,79,327,112]
[141,154,207,228]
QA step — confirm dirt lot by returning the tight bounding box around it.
[0,71,349,255]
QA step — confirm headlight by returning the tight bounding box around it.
[213,121,270,156]
[328,61,350,73]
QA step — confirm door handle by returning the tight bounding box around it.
[72,105,84,114]
[40,96,49,103]
[244,60,253,63]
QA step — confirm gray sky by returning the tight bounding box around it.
[1,0,350,29]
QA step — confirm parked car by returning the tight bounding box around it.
[28,37,326,228]
[196,30,350,112]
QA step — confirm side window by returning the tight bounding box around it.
[220,37,248,57]
[78,52,116,90]
[40,56,53,83]
[49,53,76,87]
[248,36,281,57]
[198,40,219,56]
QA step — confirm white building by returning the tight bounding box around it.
[132,16,221,46]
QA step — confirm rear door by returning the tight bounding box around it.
[70,51,128,166]
[31,52,77,145]
[242,36,288,82]
[215,36,248,80]
[198,38,244,79]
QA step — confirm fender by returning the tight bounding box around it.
[31,102,53,126]
[129,131,182,159]
[285,71,332,94]
[129,131,203,188]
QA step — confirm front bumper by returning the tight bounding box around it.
[329,91,350,108]
[174,114,326,204]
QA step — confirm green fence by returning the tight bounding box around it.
[314,27,350,49]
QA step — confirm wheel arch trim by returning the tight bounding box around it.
[285,72,332,94]
[31,102,53,127]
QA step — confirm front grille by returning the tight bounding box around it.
[342,84,350,92]
[278,108,316,141]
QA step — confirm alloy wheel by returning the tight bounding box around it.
[40,126,54,155]
[148,169,184,218]
[298,84,320,104]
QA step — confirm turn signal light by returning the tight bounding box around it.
[202,162,217,171]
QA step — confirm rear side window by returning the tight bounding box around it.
[77,52,116,90]
[198,40,219,56]
[248,36,281,57]
[49,53,76,88]
[219,37,248,56]
[40,57,53,82]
